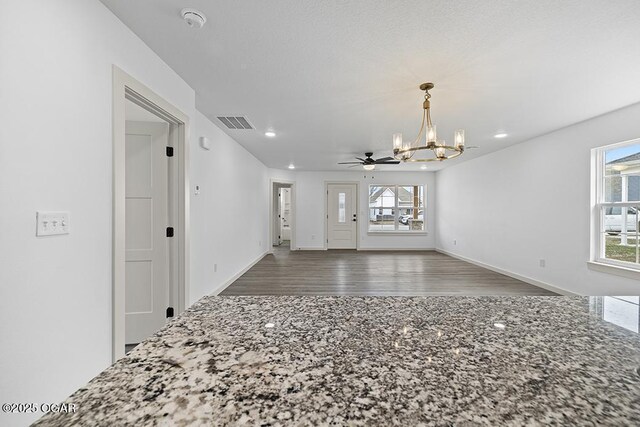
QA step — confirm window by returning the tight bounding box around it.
[594,140,640,269]
[369,185,425,232]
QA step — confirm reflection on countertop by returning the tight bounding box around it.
[35,296,640,426]
[591,296,640,333]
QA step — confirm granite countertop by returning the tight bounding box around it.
[35,296,640,426]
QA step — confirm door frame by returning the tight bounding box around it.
[112,66,190,361]
[324,181,360,250]
[269,179,296,252]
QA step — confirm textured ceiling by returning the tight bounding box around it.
[100,0,640,171]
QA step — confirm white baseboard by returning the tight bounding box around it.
[212,251,269,295]
[436,248,577,296]
[358,247,436,251]
[297,247,327,251]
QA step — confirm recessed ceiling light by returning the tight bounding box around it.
[494,133,508,139]
[288,164,295,170]
[264,323,275,328]
[265,131,276,138]
[420,165,427,170]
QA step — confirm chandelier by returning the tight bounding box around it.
[393,82,465,162]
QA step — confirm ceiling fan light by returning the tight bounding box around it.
[363,164,376,171]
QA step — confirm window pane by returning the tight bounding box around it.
[398,185,424,208]
[604,176,622,202]
[601,205,640,265]
[629,175,640,202]
[603,206,639,234]
[369,185,395,208]
[604,234,640,265]
[338,192,346,223]
[399,208,424,231]
[369,208,395,231]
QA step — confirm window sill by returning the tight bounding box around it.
[368,231,428,236]
[587,260,640,281]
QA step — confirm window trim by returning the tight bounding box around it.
[367,184,426,234]
[591,137,640,273]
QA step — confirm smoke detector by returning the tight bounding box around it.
[181,8,206,29]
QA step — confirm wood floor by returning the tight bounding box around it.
[221,244,557,296]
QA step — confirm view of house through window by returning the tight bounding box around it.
[369,185,424,232]
[596,141,640,267]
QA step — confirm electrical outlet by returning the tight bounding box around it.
[36,211,70,236]
[311,234,315,240]
[258,240,262,247]
[214,264,217,273]
[453,240,457,245]
[539,259,546,268]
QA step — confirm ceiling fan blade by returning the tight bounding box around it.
[466,146,479,149]
[338,162,363,165]
[348,164,361,168]
[374,156,394,162]
[375,161,400,164]
[355,157,366,162]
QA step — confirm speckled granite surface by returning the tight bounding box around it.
[35,296,640,426]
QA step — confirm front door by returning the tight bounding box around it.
[125,121,170,344]
[327,183,357,249]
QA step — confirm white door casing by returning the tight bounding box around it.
[125,121,170,344]
[327,183,357,249]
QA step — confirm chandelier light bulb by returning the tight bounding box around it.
[427,125,437,144]
[454,129,465,148]
[392,133,403,151]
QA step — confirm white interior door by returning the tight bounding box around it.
[125,121,170,344]
[327,183,357,249]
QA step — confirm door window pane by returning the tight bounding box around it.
[338,192,346,223]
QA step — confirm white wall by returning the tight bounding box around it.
[0,1,267,425]
[190,111,269,302]
[436,102,640,295]
[271,170,436,250]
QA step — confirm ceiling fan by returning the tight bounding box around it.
[338,152,400,170]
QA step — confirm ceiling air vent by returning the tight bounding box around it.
[217,116,254,130]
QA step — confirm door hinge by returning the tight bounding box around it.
[166,307,174,318]
[166,146,174,157]
[166,227,174,237]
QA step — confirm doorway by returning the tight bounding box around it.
[270,180,296,253]
[112,66,190,361]
[326,182,358,249]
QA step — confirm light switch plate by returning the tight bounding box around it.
[36,211,70,236]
